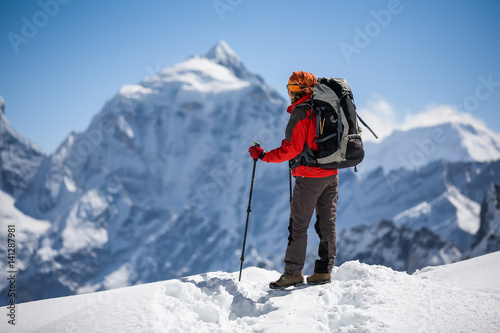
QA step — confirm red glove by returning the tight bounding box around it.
[248,146,265,160]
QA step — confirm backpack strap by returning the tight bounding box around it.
[289,143,316,170]
[356,114,379,139]
[315,132,338,143]
[314,105,323,139]
[336,93,349,149]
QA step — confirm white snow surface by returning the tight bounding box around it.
[3,252,499,333]
[149,56,251,93]
[393,184,481,235]
[0,191,50,237]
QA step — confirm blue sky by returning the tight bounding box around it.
[1,0,499,153]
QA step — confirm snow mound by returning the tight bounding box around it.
[415,249,500,294]
[5,252,499,332]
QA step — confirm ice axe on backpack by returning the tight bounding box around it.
[238,142,260,282]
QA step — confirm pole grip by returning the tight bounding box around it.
[252,142,261,162]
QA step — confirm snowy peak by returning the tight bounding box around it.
[453,121,500,161]
[0,109,44,155]
[128,40,269,109]
[362,117,500,175]
[152,56,251,94]
[203,40,257,81]
[205,40,241,65]
[137,41,256,97]
[0,111,45,197]
[0,95,4,114]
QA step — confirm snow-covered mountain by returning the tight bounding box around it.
[1,40,500,306]
[0,111,50,301]
[337,160,500,252]
[362,117,500,175]
[0,109,45,198]
[2,41,291,305]
[337,220,462,273]
[2,252,499,332]
[469,183,500,257]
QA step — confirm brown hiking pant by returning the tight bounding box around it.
[284,174,339,274]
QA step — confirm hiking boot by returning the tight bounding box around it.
[307,272,331,285]
[269,272,304,290]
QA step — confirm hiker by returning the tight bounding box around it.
[248,71,339,289]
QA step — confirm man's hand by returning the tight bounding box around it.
[248,146,265,160]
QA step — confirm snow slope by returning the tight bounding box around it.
[3,252,499,333]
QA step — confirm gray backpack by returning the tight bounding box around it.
[290,77,378,171]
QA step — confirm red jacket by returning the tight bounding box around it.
[262,94,338,178]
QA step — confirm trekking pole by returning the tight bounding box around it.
[289,165,293,204]
[239,142,260,282]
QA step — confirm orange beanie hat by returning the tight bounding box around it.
[287,71,317,93]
